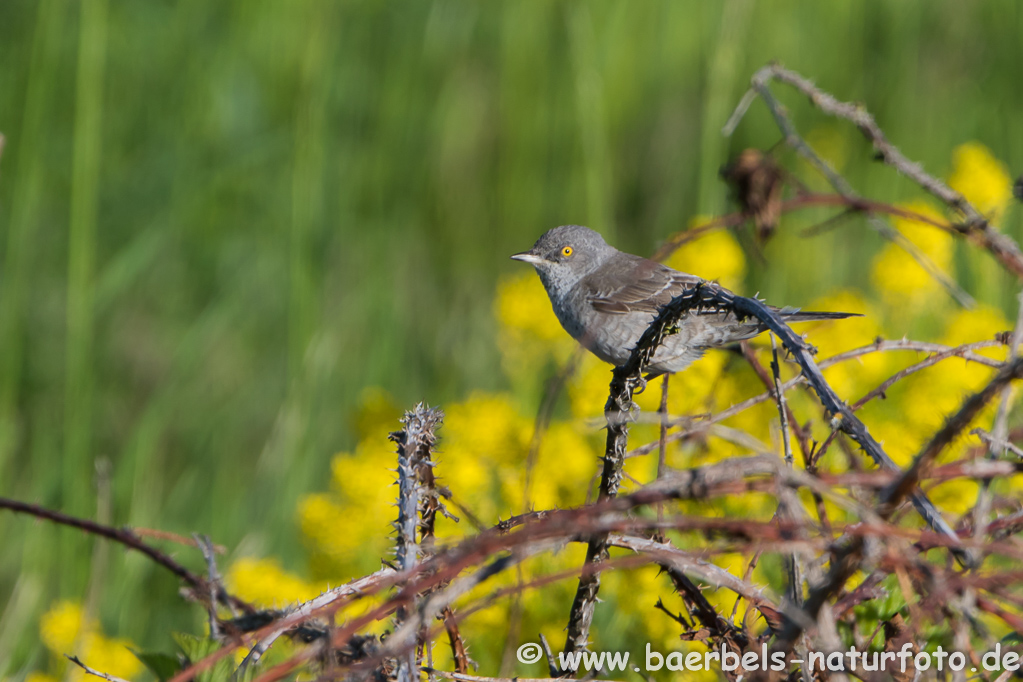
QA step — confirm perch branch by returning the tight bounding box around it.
[563,281,961,666]
[561,282,738,664]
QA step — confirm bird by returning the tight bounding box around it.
[511,225,856,377]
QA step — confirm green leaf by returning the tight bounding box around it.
[1001,632,1023,646]
[171,633,233,682]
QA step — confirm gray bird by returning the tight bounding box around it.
[511,225,855,377]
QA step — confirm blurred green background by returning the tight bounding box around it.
[0,0,1021,675]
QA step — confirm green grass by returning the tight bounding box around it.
[0,0,1021,674]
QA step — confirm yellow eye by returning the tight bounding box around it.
[561,245,574,257]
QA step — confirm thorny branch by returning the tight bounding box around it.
[190,452,1023,682]
[724,67,974,307]
[391,404,448,682]
[563,281,757,664]
[883,356,1023,513]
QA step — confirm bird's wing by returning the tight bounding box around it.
[585,254,706,315]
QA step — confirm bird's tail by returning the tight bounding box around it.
[778,309,862,323]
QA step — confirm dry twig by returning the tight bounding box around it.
[66,655,133,682]
[0,497,251,614]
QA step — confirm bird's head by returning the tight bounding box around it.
[511,225,614,292]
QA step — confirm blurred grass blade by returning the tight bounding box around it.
[62,0,108,593]
[0,0,67,485]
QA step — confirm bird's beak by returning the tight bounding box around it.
[510,251,545,265]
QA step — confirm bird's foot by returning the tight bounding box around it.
[604,401,641,426]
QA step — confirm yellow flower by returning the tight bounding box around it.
[870,201,954,309]
[704,553,752,613]
[884,367,987,465]
[632,349,729,418]
[665,221,746,292]
[297,492,367,578]
[296,389,418,578]
[40,601,86,653]
[604,564,682,648]
[450,549,587,671]
[78,633,142,680]
[226,557,322,608]
[870,305,1007,470]
[25,674,59,682]
[948,142,1013,222]
[713,367,776,446]
[445,392,531,467]
[301,392,536,575]
[39,602,141,681]
[867,420,922,469]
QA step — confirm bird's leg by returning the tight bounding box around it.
[623,375,645,413]
[653,373,671,544]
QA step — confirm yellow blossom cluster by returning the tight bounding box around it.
[36,601,141,681]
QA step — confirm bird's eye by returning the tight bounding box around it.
[561,246,574,257]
